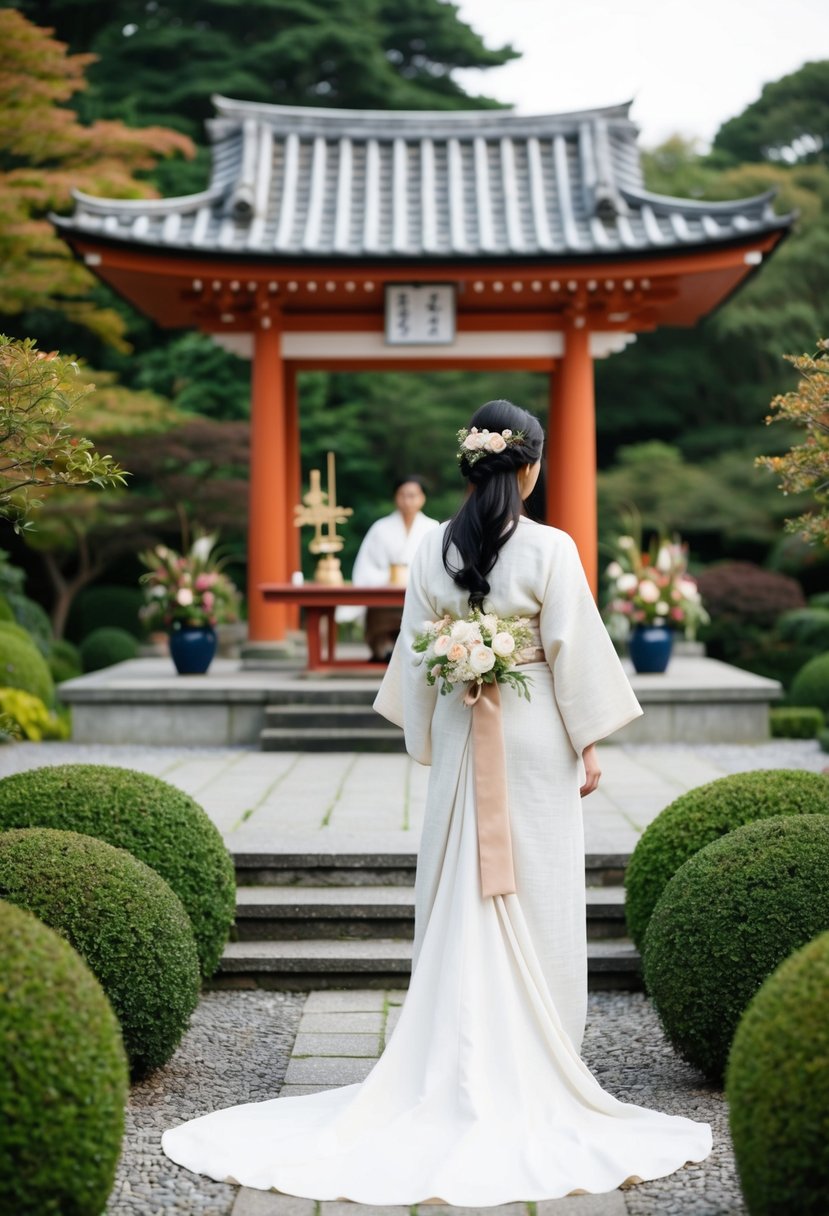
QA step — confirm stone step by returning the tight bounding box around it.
[231,843,630,889]
[260,726,406,752]
[212,937,641,991]
[264,704,386,730]
[266,684,381,706]
[232,885,627,941]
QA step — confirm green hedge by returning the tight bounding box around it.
[777,606,829,652]
[79,626,139,672]
[0,828,201,1079]
[0,763,235,977]
[0,629,55,706]
[769,707,825,738]
[68,583,146,642]
[625,769,829,949]
[727,930,829,1215]
[0,595,14,621]
[789,652,829,714]
[0,900,128,1216]
[49,638,82,684]
[6,592,52,655]
[643,815,829,1081]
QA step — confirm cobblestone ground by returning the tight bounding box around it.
[108,991,305,1216]
[108,989,741,1216]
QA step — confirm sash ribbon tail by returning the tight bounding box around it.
[465,680,517,899]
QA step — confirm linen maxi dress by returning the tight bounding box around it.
[161,518,713,1203]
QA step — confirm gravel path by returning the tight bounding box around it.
[107,989,741,1216]
[107,991,305,1216]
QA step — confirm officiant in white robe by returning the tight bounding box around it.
[338,476,439,659]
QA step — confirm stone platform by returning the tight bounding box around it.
[58,654,782,746]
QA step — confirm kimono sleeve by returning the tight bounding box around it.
[540,532,643,756]
[373,536,439,765]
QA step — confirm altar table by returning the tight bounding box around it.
[260,583,405,672]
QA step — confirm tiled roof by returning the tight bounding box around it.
[54,96,791,260]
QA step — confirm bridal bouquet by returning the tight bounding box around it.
[413,610,535,701]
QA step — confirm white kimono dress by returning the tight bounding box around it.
[161,518,712,1204]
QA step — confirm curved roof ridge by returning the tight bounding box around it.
[620,184,786,218]
[210,93,636,132]
[67,184,227,216]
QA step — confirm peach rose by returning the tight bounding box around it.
[469,644,496,674]
[486,433,507,453]
[434,634,452,656]
[447,643,467,663]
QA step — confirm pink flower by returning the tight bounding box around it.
[202,591,215,611]
[670,607,685,621]
[447,642,467,663]
[486,433,507,453]
[638,580,661,603]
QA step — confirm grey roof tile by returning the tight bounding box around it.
[54,96,792,259]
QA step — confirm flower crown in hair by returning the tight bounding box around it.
[456,426,526,467]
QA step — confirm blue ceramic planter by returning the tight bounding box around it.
[168,627,217,675]
[629,625,673,674]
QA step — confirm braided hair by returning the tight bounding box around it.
[442,400,544,609]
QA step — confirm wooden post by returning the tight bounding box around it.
[284,364,301,631]
[247,321,288,641]
[547,324,598,596]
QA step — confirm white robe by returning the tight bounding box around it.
[161,518,712,1204]
[336,509,439,624]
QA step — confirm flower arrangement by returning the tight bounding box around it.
[603,533,709,640]
[456,426,526,466]
[413,611,536,700]
[139,534,241,631]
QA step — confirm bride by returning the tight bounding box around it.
[162,399,712,1204]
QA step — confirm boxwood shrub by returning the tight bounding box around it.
[789,652,829,714]
[0,629,54,706]
[79,626,139,672]
[0,763,235,977]
[769,707,825,738]
[0,900,128,1216]
[726,930,829,1215]
[777,606,829,652]
[643,815,829,1081]
[625,769,829,949]
[49,638,83,684]
[0,828,201,1078]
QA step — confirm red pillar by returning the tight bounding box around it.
[247,321,288,641]
[547,324,599,597]
[284,364,301,631]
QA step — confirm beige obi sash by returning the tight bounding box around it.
[462,622,544,899]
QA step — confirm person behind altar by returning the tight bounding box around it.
[337,476,439,661]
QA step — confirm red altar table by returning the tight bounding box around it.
[260,583,405,672]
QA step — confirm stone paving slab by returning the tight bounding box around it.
[299,1012,385,1033]
[232,1187,628,1214]
[284,1056,376,1085]
[292,1032,382,1057]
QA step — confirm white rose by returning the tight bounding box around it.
[485,433,507,453]
[468,644,496,674]
[617,535,635,550]
[656,546,673,573]
[678,578,699,599]
[616,573,638,594]
[491,632,515,657]
[606,561,623,579]
[463,432,485,451]
[638,580,661,603]
[176,588,194,606]
[451,620,476,643]
[479,613,498,636]
[434,634,451,656]
[655,601,669,615]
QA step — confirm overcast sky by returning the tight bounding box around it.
[453,0,829,148]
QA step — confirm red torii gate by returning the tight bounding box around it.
[54,98,790,643]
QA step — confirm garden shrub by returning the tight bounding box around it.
[6,592,52,655]
[769,706,824,738]
[0,688,68,740]
[789,652,829,715]
[819,729,829,753]
[0,619,35,645]
[49,638,82,684]
[625,769,829,949]
[0,899,128,1216]
[643,815,829,1081]
[0,629,55,706]
[777,606,829,651]
[0,828,200,1078]
[68,584,146,642]
[0,763,235,977]
[696,562,805,624]
[727,930,829,1216]
[0,594,14,621]
[79,625,139,672]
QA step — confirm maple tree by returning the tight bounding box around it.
[0,9,192,346]
[758,342,829,545]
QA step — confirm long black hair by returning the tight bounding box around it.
[442,399,544,609]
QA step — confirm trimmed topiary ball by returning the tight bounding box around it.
[0,828,201,1078]
[0,629,54,706]
[643,815,829,1081]
[79,625,139,672]
[726,930,829,1216]
[789,652,829,714]
[67,583,146,642]
[0,900,128,1216]
[625,769,829,949]
[0,763,235,977]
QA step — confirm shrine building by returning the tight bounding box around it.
[54,97,792,643]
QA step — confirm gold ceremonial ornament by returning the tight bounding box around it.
[294,452,353,585]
